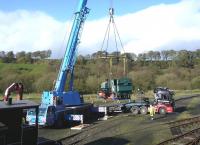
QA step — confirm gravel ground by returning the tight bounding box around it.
[38,94,200,145]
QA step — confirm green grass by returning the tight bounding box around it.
[23,93,41,103]
[1,89,199,105]
[174,89,200,99]
[0,62,48,77]
[82,89,200,105]
[174,93,200,120]
[17,89,200,101]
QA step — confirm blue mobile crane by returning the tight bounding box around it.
[27,0,92,127]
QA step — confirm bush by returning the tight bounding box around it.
[155,73,177,87]
[129,69,156,91]
[191,76,200,89]
[33,73,56,93]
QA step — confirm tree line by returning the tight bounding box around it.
[0,50,51,63]
[0,49,199,95]
[1,49,200,67]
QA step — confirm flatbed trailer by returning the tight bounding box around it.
[93,96,174,117]
[92,98,150,117]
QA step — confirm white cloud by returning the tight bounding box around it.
[80,0,200,54]
[0,10,70,58]
[0,0,200,58]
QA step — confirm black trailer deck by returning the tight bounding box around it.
[0,100,39,145]
[0,100,39,110]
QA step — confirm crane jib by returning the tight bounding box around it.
[54,0,89,93]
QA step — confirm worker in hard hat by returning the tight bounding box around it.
[149,104,156,120]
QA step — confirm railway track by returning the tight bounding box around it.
[168,116,200,136]
[38,94,200,145]
[157,127,200,145]
[158,116,200,145]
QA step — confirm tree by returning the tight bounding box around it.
[32,51,41,59]
[0,51,6,58]
[84,54,91,60]
[147,51,154,61]
[16,51,26,63]
[77,55,87,65]
[91,51,108,58]
[137,53,147,61]
[40,50,51,59]
[194,49,200,59]
[168,50,177,60]
[16,51,26,59]
[6,51,15,63]
[176,50,194,68]
[0,51,6,62]
[153,51,161,61]
[32,50,52,59]
[111,51,120,57]
[46,49,52,58]
[137,53,147,66]
[161,50,170,61]
[122,53,137,61]
[25,52,33,63]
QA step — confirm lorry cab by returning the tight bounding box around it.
[27,105,56,126]
[153,87,175,114]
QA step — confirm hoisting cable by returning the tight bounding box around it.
[113,21,126,54]
[100,16,111,58]
[112,16,127,76]
[99,0,128,81]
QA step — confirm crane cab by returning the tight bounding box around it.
[27,105,56,126]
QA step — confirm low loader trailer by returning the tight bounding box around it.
[93,87,176,117]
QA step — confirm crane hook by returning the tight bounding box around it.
[109,8,114,16]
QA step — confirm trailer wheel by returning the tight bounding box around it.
[130,106,139,115]
[159,108,166,115]
[140,106,148,115]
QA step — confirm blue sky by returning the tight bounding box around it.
[0,0,180,21]
[0,0,200,57]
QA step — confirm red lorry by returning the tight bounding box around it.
[153,87,175,114]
